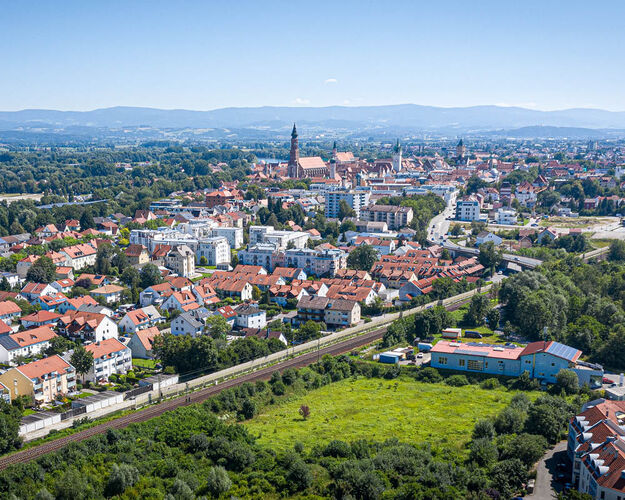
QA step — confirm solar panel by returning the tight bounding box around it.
[547,342,579,361]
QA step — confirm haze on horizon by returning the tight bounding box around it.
[1,0,624,112]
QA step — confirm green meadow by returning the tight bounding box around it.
[245,376,534,454]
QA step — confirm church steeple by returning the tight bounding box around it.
[288,123,300,178]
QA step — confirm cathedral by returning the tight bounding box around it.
[287,124,329,178]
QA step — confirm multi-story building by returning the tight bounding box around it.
[60,243,98,270]
[58,311,119,342]
[118,305,163,334]
[456,196,482,222]
[360,205,413,230]
[249,226,309,250]
[0,355,76,403]
[234,304,267,330]
[210,227,243,249]
[495,208,518,225]
[238,244,278,271]
[325,190,370,219]
[84,338,132,382]
[165,245,196,277]
[0,326,57,364]
[295,295,360,328]
[568,398,625,493]
[197,237,230,266]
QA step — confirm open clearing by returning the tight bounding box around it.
[245,377,534,453]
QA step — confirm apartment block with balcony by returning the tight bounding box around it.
[360,204,414,230]
[84,338,132,382]
[0,355,76,404]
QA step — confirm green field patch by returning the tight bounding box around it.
[245,377,528,454]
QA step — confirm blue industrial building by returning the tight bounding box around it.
[431,340,603,385]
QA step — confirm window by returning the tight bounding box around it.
[438,356,447,365]
[458,359,465,367]
[467,359,483,371]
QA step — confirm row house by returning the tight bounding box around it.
[127,326,161,359]
[0,301,21,324]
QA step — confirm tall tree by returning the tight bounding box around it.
[26,256,56,283]
[71,344,94,382]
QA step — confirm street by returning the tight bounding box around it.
[528,441,568,500]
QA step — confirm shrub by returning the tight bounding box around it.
[414,367,442,383]
[205,466,232,497]
[445,374,469,387]
[472,419,495,440]
[480,378,500,390]
[272,381,286,396]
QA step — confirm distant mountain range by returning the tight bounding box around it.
[1,104,625,138]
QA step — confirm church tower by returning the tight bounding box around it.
[456,138,466,161]
[332,140,338,159]
[288,123,300,178]
[392,139,402,172]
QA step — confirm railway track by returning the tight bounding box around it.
[0,324,390,471]
[0,295,474,471]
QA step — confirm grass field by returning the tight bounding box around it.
[245,377,530,453]
[132,358,157,368]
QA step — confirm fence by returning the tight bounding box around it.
[60,406,87,421]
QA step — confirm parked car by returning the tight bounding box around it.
[464,330,483,339]
[416,352,424,359]
[603,377,612,384]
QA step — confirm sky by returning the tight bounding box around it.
[1,0,624,112]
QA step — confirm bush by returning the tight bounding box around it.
[445,374,469,387]
[323,440,352,458]
[472,419,495,440]
[106,463,139,496]
[205,466,232,497]
[271,381,286,396]
[480,378,500,390]
[494,406,527,435]
[414,367,442,383]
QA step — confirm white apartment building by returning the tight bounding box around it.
[325,190,370,219]
[84,338,132,382]
[210,227,244,249]
[360,205,413,230]
[165,245,196,277]
[234,304,267,330]
[249,226,309,250]
[456,196,482,222]
[238,244,277,271]
[197,237,230,266]
[495,208,518,225]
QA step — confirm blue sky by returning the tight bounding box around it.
[1,0,624,111]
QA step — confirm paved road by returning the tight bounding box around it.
[428,194,456,243]
[529,441,568,500]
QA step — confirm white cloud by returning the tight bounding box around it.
[324,78,338,84]
[293,97,310,105]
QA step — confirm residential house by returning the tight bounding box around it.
[243,328,288,345]
[84,338,132,382]
[57,295,99,314]
[50,278,75,295]
[0,326,57,364]
[161,290,200,312]
[90,284,125,304]
[0,355,76,403]
[33,294,68,311]
[16,255,38,279]
[323,299,360,328]
[0,301,21,324]
[127,326,161,359]
[20,282,57,302]
[20,310,62,329]
[118,305,164,333]
[125,244,150,266]
[165,245,195,277]
[60,243,97,270]
[234,304,267,330]
[476,231,503,246]
[139,282,174,307]
[171,309,211,337]
[58,311,118,342]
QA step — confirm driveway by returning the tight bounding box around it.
[528,441,568,499]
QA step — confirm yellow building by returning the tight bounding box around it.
[0,355,76,404]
